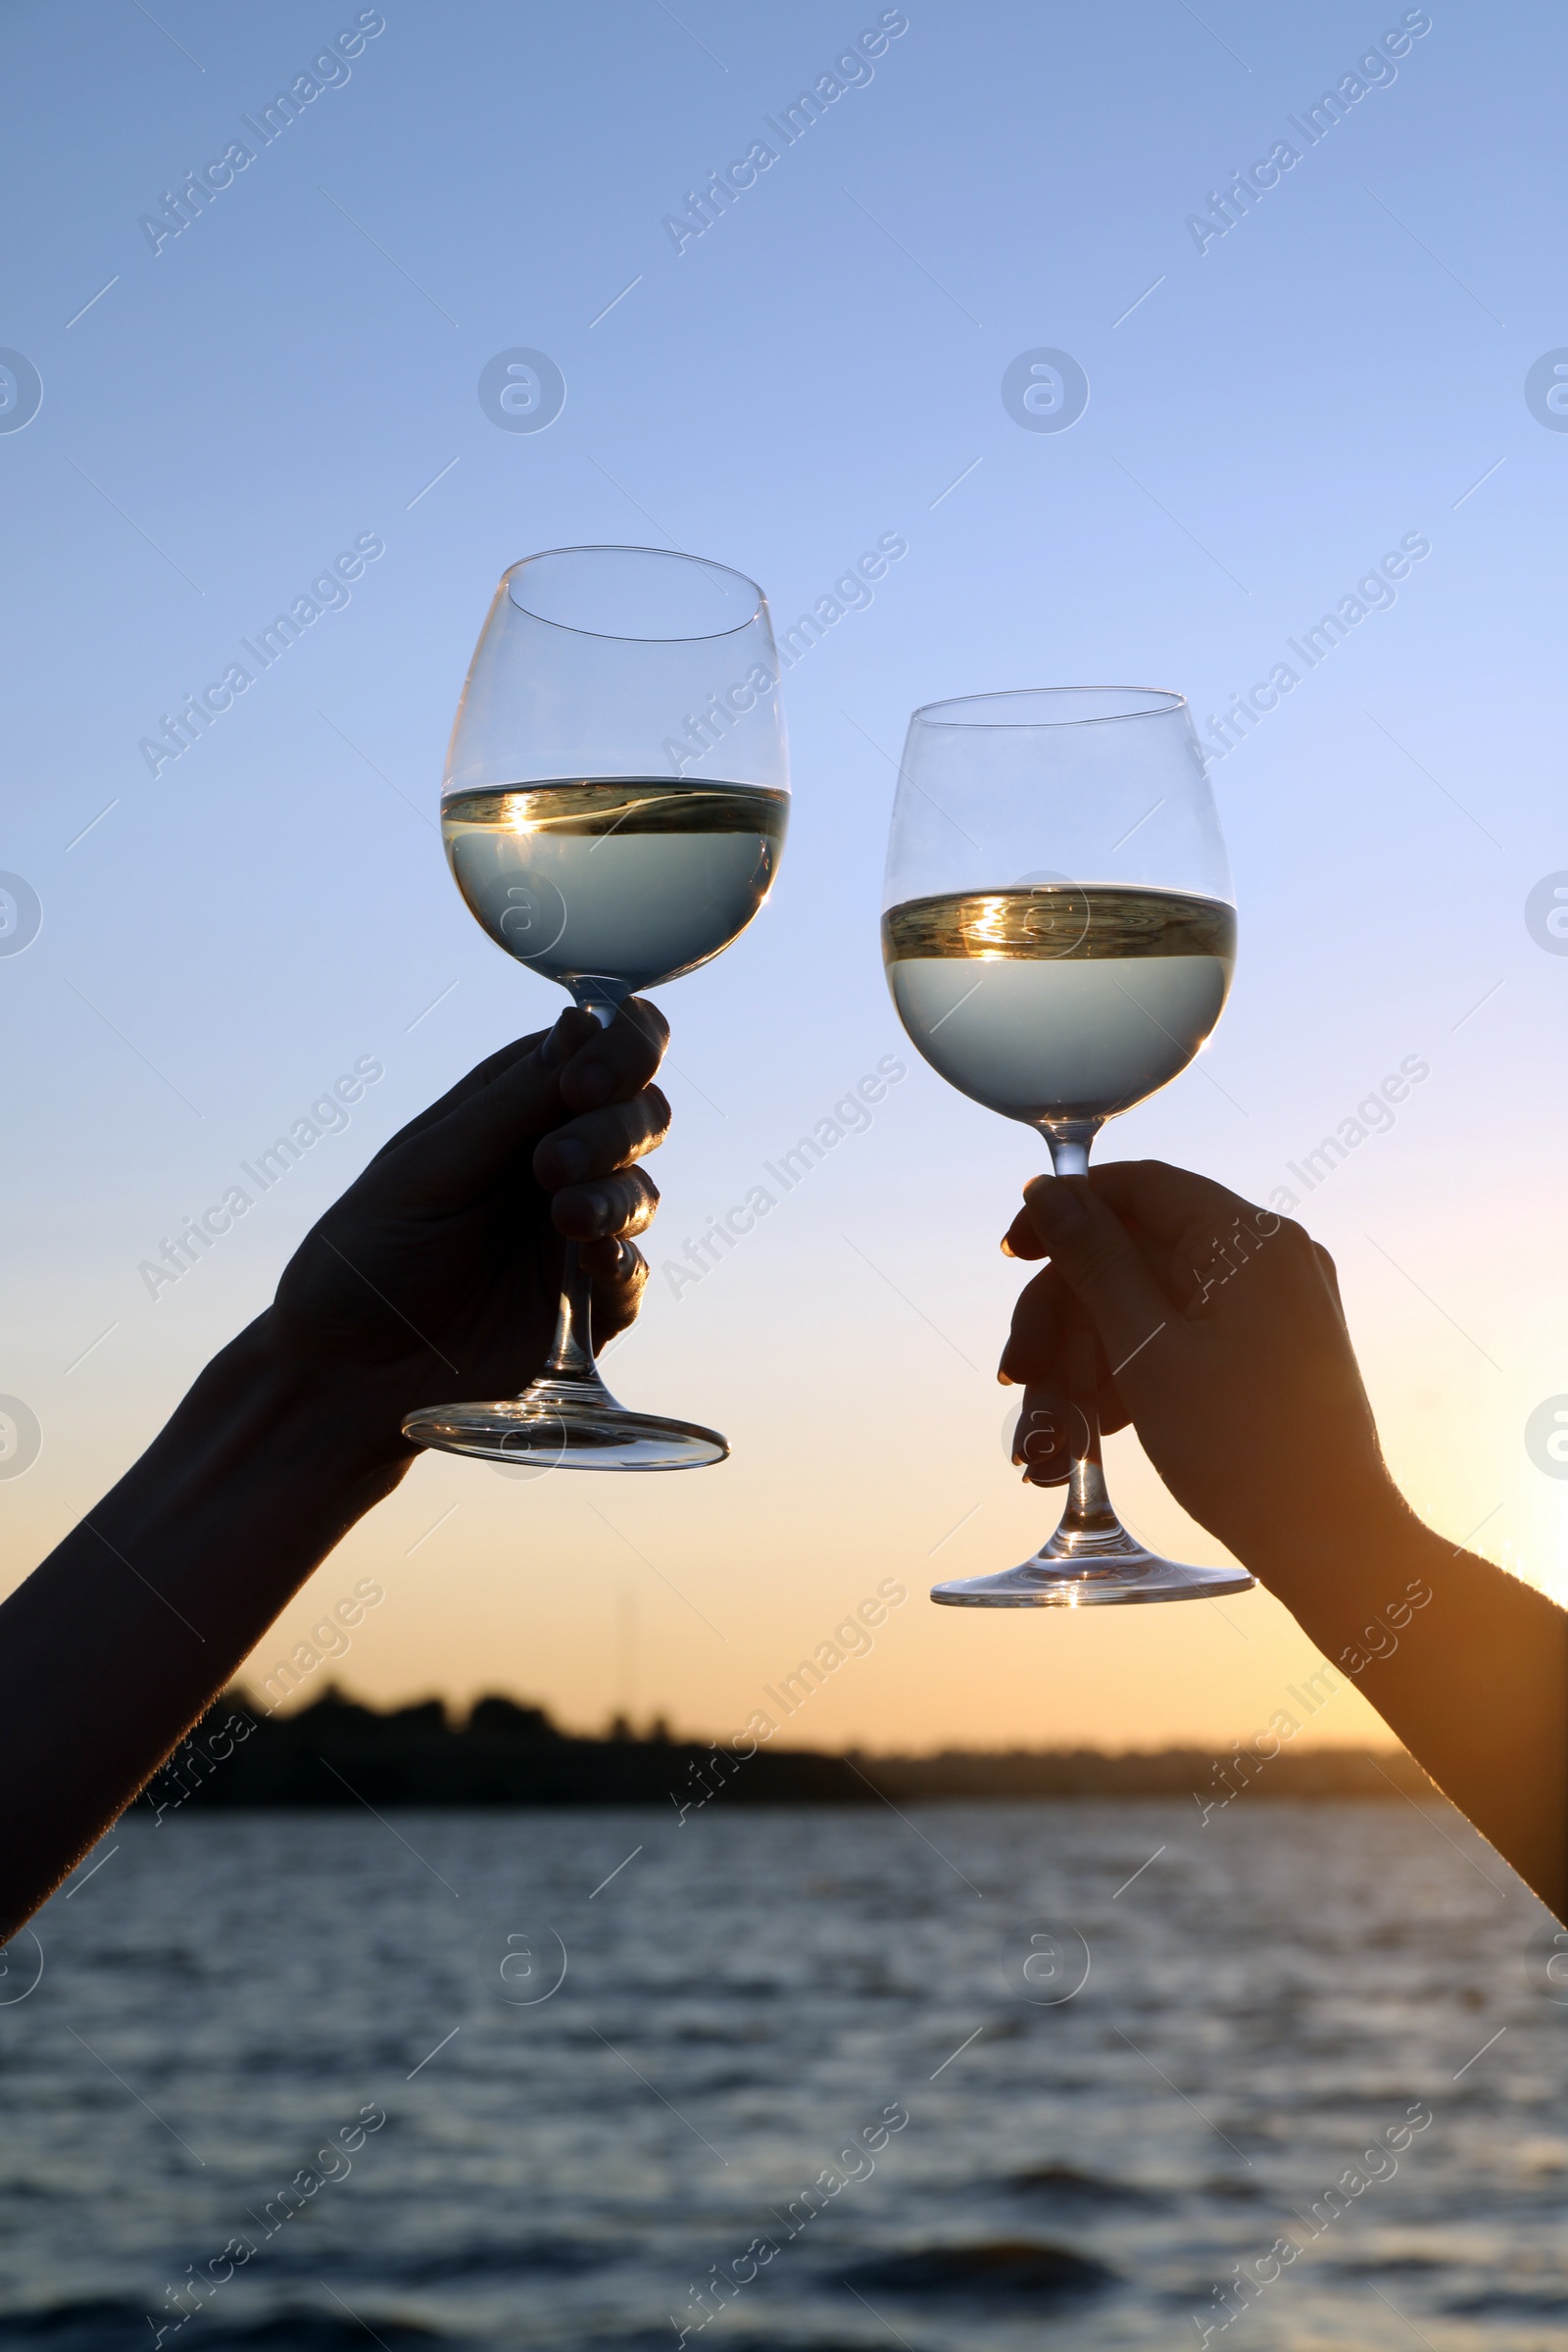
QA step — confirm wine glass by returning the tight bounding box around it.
[403,544,788,1472]
[881,686,1254,1604]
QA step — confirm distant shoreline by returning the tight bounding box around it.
[137,1686,1435,1816]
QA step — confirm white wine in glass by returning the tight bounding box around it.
[403,545,788,1474]
[882,688,1254,1605]
[442,779,787,999]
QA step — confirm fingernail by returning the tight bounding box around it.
[553,1139,589,1181]
[1025,1175,1087,1236]
[579,1184,610,1230]
[998,1367,1014,1387]
[1001,1235,1016,1258]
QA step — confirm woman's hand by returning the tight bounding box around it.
[996,1157,1568,1921]
[998,1160,1406,1576]
[270,1001,670,1458]
[0,1003,678,1929]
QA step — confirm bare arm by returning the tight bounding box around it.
[1001,1163,1568,1921]
[1,1004,670,1933]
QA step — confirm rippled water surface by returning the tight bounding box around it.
[2,1800,1564,2350]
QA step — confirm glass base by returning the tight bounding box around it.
[401,1373,726,1473]
[932,1521,1254,1607]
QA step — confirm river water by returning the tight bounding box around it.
[1,1797,1563,2349]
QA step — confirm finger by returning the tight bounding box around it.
[1021,1175,1182,1378]
[1312,1238,1350,1323]
[539,1004,607,1072]
[1003,1209,1184,1377]
[999,1262,1069,1385]
[555,997,668,1112]
[367,1000,668,1202]
[1101,1377,1134,1432]
[1007,1384,1132,1484]
[1004,1216,1186,1316]
[1002,1200,1053,1261]
[1087,1159,1267,1252]
[391,1053,565,1198]
[1010,1386,1073,1486]
[532,1085,670,1191]
[373,1003,626,1207]
[582,1237,649,1345]
[1001,1285,1135,1437]
[1004,1162,1213,1264]
[552,1165,660,1243]
[364,1026,553,1170]
[386,1015,663,1204]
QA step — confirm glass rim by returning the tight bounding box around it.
[503,544,767,643]
[910,686,1188,730]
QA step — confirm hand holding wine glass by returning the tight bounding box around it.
[271,1004,671,1450]
[996,1158,1391,1571]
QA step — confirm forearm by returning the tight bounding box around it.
[0,1314,411,1933]
[1257,1504,1568,1921]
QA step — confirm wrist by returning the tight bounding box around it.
[203,1312,416,1492]
[1245,1481,1438,1627]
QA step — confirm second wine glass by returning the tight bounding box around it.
[882,686,1254,1604]
[403,544,788,1473]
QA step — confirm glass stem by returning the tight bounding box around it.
[1044,1119,1123,1545]
[535,984,624,1394]
[1059,1337,1122,1540]
[544,1244,599,1382]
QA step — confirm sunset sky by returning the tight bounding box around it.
[3,1,1564,1755]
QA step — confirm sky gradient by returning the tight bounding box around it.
[2,0,1564,1754]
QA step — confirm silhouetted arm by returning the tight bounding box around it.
[1002,1162,1567,1921]
[0,1005,669,1933]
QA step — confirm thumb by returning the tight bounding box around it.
[388,1051,564,1204]
[1021,1175,1175,1380]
